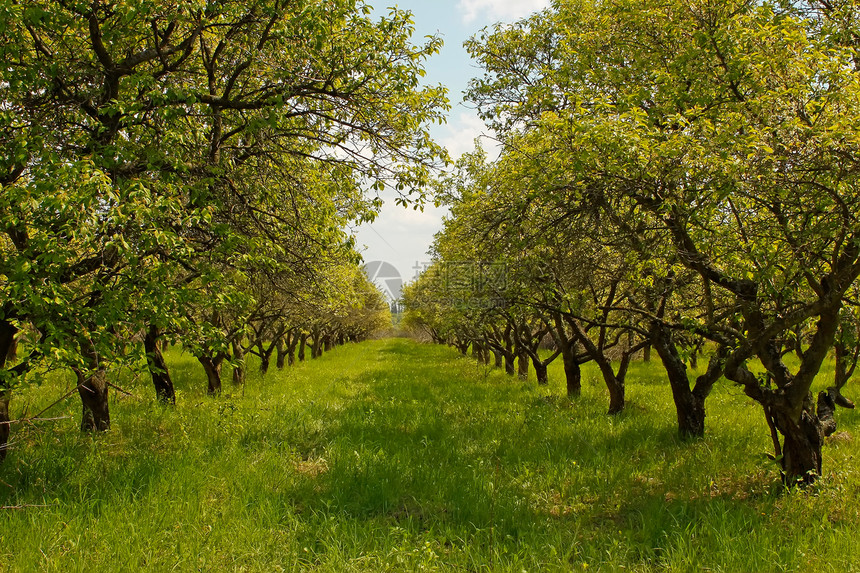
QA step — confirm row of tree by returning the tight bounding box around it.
[404,0,860,484]
[1,1,446,459]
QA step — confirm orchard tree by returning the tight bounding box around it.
[436,145,648,412]
[0,0,447,458]
[466,0,860,481]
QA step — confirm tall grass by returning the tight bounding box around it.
[1,339,858,572]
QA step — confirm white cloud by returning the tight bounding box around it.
[440,111,501,160]
[389,202,448,232]
[457,0,550,24]
[354,197,449,285]
[353,111,501,286]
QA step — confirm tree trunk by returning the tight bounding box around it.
[232,340,246,385]
[550,314,582,397]
[727,301,842,484]
[562,353,581,398]
[276,337,287,369]
[583,339,630,415]
[522,342,559,387]
[673,388,706,437]
[503,352,515,375]
[0,388,10,462]
[533,360,549,385]
[198,355,223,395]
[568,317,628,415]
[75,353,110,432]
[287,333,299,367]
[0,320,18,461]
[517,350,529,380]
[642,344,651,363]
[298,334,307,362]
[775,399,824,485]
[256,342,271,375]
[607,377,625,415]
[471,342,482,361]
[480,343,490,365]
[650,322,707,438]
[144,325,175,405]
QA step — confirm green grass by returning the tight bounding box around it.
[2,339,859,572]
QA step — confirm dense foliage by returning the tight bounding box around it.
[1,0,445,458]
[405,0,860,483]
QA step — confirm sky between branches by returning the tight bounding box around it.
[354,0,549,299]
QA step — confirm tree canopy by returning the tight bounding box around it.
[1,0,447,457]
[403,0,860,483]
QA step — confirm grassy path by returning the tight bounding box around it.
[1,338,859,571]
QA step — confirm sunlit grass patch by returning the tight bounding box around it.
[1,338,859,571]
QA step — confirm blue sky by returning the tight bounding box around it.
[355,0,549,299]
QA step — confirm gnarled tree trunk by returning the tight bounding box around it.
[562,353,582,398]
[256,341,273,375]
[649,321,721,438]
[606,376,626,415]
[517,349,529,380]
[311,332,323,359]
[0,320,18,461]
[503,352,515,375]
[276,337,287,369]
[198,354,224,396]
[144,325,175,405]
[490,324,517,376]
[298,333,307,362]
[532,360,548,385]
[75,342,110,432]
[473,341,490,365]
[726,301,846,484]
[775,397,824,485]
[566,315,636,415]
[288,332,300,366]
[551,313,583,398]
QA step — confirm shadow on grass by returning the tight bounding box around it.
[269,343,788,559]
[3,339,854,572]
